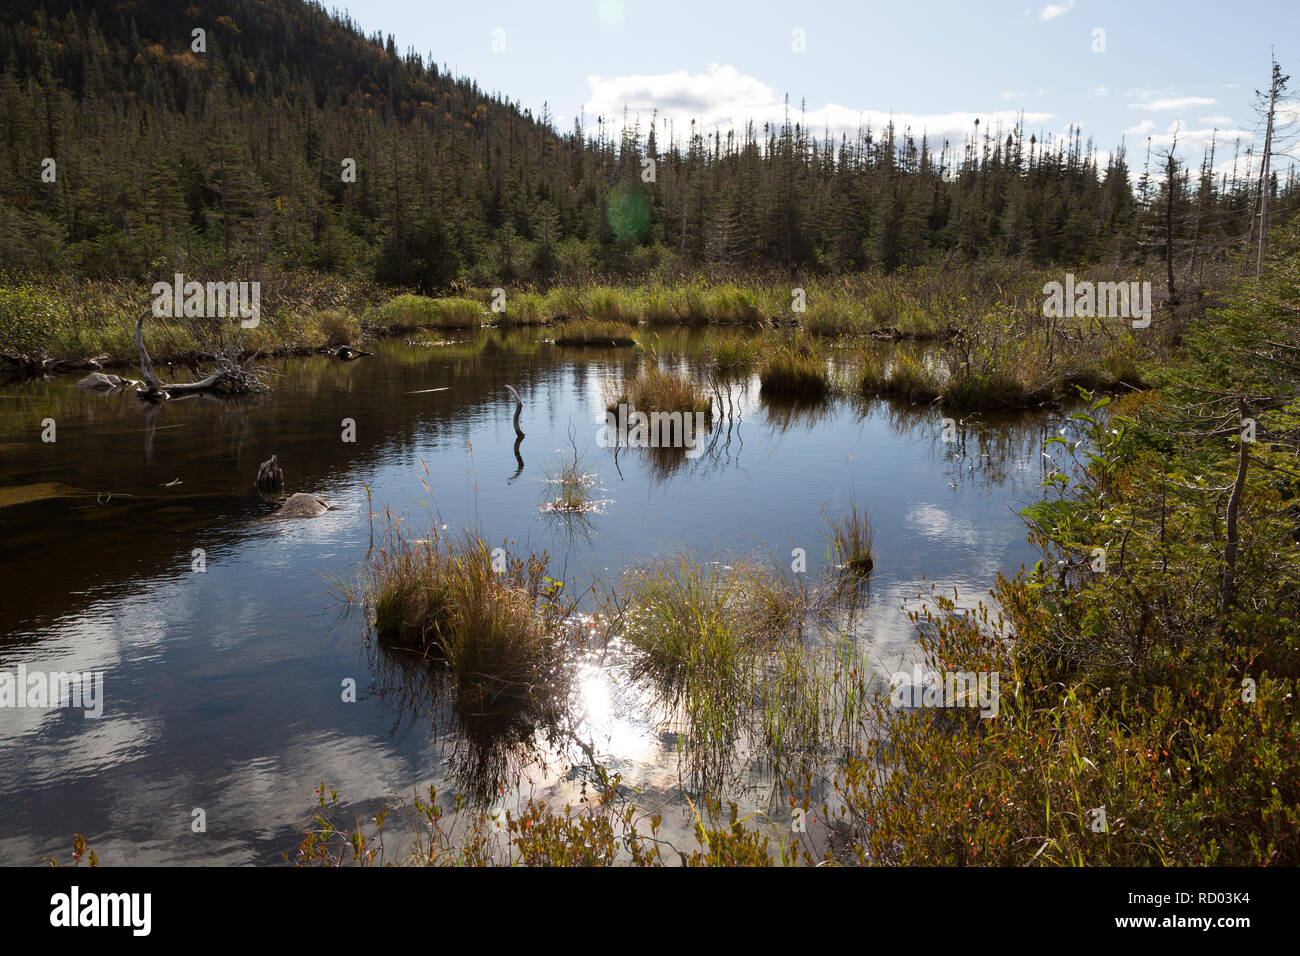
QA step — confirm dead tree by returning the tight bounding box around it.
[134,312,268,400]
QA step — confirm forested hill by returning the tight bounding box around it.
[0,0,1294,289]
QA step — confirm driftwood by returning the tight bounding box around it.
[134,312,268,400]
[504,385,525,438]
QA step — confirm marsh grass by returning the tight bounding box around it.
[496,291,548,325]
[554,318,637,347]
[0,273,378,364]
[318,308,361,346]
[358,518,568,722]
[606,365,713,419]
[759,342,831,399]
[856,349,888,393]
[605,547,871,781]
[828,503,874,577]
[881,351,941,403]
[706,333,762,378]
[292,774,804,866]
[377,294,484,331]
[583,286,641,323]
[540,433,600,515]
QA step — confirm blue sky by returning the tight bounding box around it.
[336,0,1299,174]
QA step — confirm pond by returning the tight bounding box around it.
[0,329,1076,864]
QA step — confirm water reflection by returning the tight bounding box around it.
[0,331,1084,863]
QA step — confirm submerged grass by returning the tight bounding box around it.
[604,547,870,782]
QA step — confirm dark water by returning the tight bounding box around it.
[0,330,1070,864]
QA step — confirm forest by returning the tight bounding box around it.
[0,0,1295,295]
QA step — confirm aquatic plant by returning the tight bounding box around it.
[360,520,567,721]
[606,365,712,418]
[554,319,636,347]
[758,343,831,399]
[881,351,941,403]
[828,502,874,577]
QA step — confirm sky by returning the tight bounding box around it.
[334,0,1300,175]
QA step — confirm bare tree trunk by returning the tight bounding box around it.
[1221,397,1251,615]
[1256,54,1281,278]
[1165,149,1179,306]
[135,312,163,391]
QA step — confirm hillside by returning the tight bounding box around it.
[0,0,1294,290]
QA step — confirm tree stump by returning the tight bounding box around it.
[256,455,284,492]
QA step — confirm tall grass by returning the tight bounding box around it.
[606,547,870,781]
[828,503,874,577]
[607,365,712,418]
[759,343,831,398]
[496,291,547,325]
[360,521,566,719]
[377,294,484,331]
[554,319,637,347]
[880,351,941,403]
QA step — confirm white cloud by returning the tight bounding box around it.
[1040,0,1075,20]
[583,64,1053,146]
[1199,115,1236,126]
[1127,96,1218,112]
[1128,120,1251,157]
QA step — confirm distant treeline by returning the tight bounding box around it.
[0,0,1295,290]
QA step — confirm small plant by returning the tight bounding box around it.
[44,834,98,867]
[828,503,874,577]
[542,429,599,514]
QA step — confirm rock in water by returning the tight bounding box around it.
[276,493,329,518]
[256,455,284,492]
[76,372,125,391]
